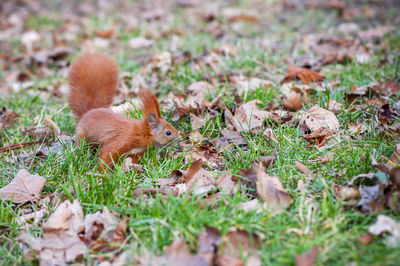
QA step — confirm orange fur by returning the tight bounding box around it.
[68,53,179,172]
[138,89,161,118]
[68,52,119,119]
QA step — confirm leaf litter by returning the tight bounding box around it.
[1,0,400,264]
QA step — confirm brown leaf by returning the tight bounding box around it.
[212,128,247,153]
[137,238,209,266]
[255,155,276,169]
[216,173,238,195]
[281,66,325,85]
[95,27,114,38]
[0,169,46,203]
[359,233,373,246]
[198,226,222,265]
[315,37,370,65]
[187,81,213,97]
[294,246,319,266]
[238,162,259,196]
[0,107,18,129]
[256,163,291,214]
[179,160,215,195]
[334,185,360,201]
[221,228,261,265]
[215,254,244,266]
[233,100,271,131]
[297,106,339,147]
[295,161,313,178]
[283,92,304,111]
[18,200,87,265]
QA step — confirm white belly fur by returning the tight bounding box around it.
[125,148,146,156]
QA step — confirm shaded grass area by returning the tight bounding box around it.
[1,2,400,265]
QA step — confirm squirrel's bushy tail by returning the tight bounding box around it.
[68,52,119,119]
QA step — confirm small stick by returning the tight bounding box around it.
[0,141,44,153]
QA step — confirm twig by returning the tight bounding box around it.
[0,141,44,153]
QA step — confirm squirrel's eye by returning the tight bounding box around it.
[165,130,171,136]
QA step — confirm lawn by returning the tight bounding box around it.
[1,0,400,265]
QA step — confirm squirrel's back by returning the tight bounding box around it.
[68,52,119,118]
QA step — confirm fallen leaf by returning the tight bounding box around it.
[216,173,238,195]
[334,185,360,201]
[281,66,325,85]
[284,92,304,111]
[234,100,271,131]
[18,200,127,265]
[359,233,373,245]
[314,37,370,65]
[187,81,213,97]
[0,107,18,128]
[0,169,46,203]
[256,163,291,214]
[368,215,400,247]
[221,228,261,265]
[147,51,173,74]
[18,200,87,265]
[137,238,209,266]
[294,246,319,266]
[212,128,247,153]
[263,128,278,143]
[238,162,259,197]
[299,106,339,133]
[95,27,114,38]
[295,161,313,178]
[357,184,381,214]
[128,37,154,49]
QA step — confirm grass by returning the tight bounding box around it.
[1,0,400,265]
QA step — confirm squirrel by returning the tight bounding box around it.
[67,52,179,171]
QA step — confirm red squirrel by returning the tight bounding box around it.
[67,52,179,171]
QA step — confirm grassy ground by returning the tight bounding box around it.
[1,0,400,265]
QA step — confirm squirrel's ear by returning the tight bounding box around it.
[147,113,159,130]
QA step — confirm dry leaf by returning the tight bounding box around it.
[256,163,291,214]
[368,215,400,247]
[284,92,304,111]
[18,200,127,265]
[212,128,247,153]
[294,246,319,266]
[281,66,325,85]
[137,238,208,266]
[0,107,18,129]
[148,51,173,74]
[263,128,278,143]
[233,100,271,131]
[359,233,373,246]
[185,160,215,195]
[299,106,339,133]
[187,81,213,97]
[128,37,154,49]
[0,169,46,203]
[18,200,87,265]
[221,228,261,265]
[334,186,360,201]
[295,161,313,178]
[216,173,238,195]
[95,27,114,38]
